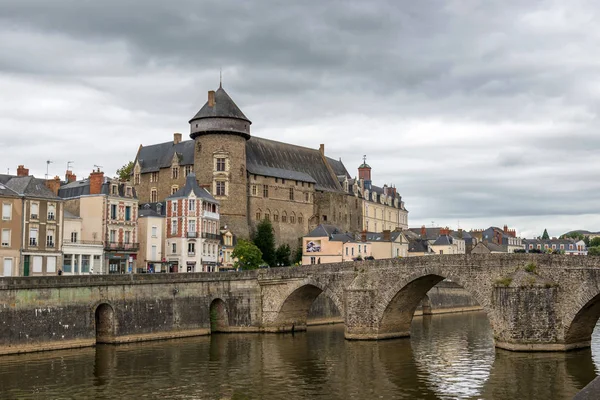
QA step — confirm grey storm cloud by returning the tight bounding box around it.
[1,0,599,238]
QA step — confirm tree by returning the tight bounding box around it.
[541,229,550,240]
[253,219,276,267]
[292,247,303,265]
[588,247,600,256]
[116,161,134,181]
[275,244,291,267]
[590,237,600,248]
[232,239,263,270]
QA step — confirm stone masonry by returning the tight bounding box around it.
[1,254,600,355]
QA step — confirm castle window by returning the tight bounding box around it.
[171,185,178,195]
[251,185,257,196]
[275,178,278,183]
[172,167,179,179]
[297,215,302,224]
[256,212,261,220]
[151,189,157,202]
[304,192,309,202]
[216,181,226,196]
[134,173,140,185]
[264,213,270,221]
[290,213,296,224]
[322,215,327,222]
[263,185,269,198]
[302,182,305,187]
[216,158,226,172]
[185,165,193,177]
[273,212,279,222]
[282,179,285,184]
[282,212,287,223]
[289,188,294,201]
[150,172,159,182]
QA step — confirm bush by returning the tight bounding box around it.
[525,263,537,274]
[495,277,512,287]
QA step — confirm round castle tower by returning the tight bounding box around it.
[190,84,252,238]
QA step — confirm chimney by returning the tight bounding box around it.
[421,225,426,238]
[208,90,215,107]
[65,170,77,183]
[174,133,182,145]
[319,144,325,156]
[383,184,388,196]
[16,165,29,177]
[45,176,61,196]
[361,230,367,242]
[504,225,508,233]
[383,229,391,242]
[440,227,450,236]
[89,169,105,195]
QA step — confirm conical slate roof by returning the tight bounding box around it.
[189,86,250,123]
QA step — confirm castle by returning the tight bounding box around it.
[131,84,408,249]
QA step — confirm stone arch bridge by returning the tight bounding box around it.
[0,254,599,355]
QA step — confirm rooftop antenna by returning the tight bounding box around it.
[45,160,53,180]
[93,164,103,172]
[363,155,367,164]
[67,161,74,171]
[219,68,222,88]
[431,221,435,228]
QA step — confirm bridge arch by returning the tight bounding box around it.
[210,298,229,333]
[563,285,600,349]
[269,278,345,332]
[94,303,115,343]
[376,268,498,340]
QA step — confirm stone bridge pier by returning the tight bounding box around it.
[258,255,600,352]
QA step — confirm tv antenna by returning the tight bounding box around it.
[93,164,103,172]
[67,161,74,171]
[45,160,53,180]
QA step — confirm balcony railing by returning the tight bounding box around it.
[203,211,219,220]
[188,251,195,256]
[46,241,55,248]
[30,214,38,220]
[63,239,104,246]
[29,238,37,246]
[202,232,220,240]
[105,242,139,252]
[47,214,55,221]
[187,231,198,238]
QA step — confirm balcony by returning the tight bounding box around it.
[29,238,37,246]
[203,211,219,220]
[63,239,103,246]
[30,214,38,220]
[47,214,55,221]
[187,231,198,238]
[188,251,195,256]
[105,242,139,252]
[46,241,55,248]
[202,232,220,241]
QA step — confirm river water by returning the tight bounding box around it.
[0,312,598,399]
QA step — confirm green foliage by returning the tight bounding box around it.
[252,219,276,267]
[588,246,600,256]
[584,236,591,247]
[275,244,291,267]
[232,239,263,270]
[524,263,537,273]
[495,277,512,287]
[541,229,550,240]
[590,237,600,247]
[116,161,134,181]
[292,247,303,265]
[561,232,585,241]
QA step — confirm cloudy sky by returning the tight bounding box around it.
[1,0,598,238]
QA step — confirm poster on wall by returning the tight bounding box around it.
[306,240,321,253]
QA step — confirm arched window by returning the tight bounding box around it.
[273,211,279,222]
[298,213,303,224]
[256,208,262,221]
[264,209,271,221]
[281,211,287,223]
[290,212,296,224]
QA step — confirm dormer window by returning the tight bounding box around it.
[111,185,117,195]
[216,158,226,172]
[126,187,132,197]
[172,167,179,179]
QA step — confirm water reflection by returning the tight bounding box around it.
[0,313,598,399]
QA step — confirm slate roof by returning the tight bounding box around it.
[4,176,60,200]
[136,140,195,174]
[166,173,218,203]
[190,87,250,123]
[408,227,442,241]
[306,224,343,237]
[408,238,430,253]
[0,182,19,198]
[58,177,137,199]
[139,202,166,217]
[366,231,404,242]
[523,238,581,246]
[472,242,506,253]
[327,157,350,179]
[246,137,342,192]
[432,235,454,246]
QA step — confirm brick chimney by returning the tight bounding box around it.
[383,229,391,242]
[421,225,426,238]
[208,90,215,107]
[319,144,325,156]
[89,169,105,195]
[45,176,61,196]
[173,133,182,145]
[16,165,29,177]
[65,170,77,183]
[440,227,450,236]
[361,230,367,242]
